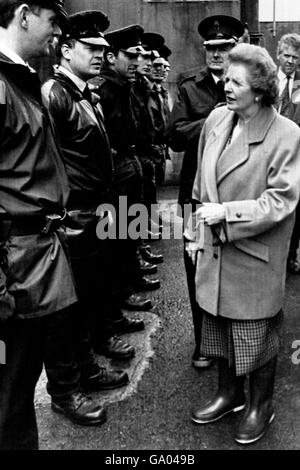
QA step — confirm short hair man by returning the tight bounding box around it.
[166,15,244,370]
[0,0,77,450]
[277,33,300,273]
[42,10,131,423]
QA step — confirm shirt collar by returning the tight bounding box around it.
[0,44,35,71]
[211,72,224,85]
[58,65,87,93]
[278,68,295,81]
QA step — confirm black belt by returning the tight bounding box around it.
[0,212,66,237]
[111,146,137,161]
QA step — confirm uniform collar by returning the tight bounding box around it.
[57,65,87,93]
[278,68,295,81]
[211,72,224,85]
[0,44,35,72]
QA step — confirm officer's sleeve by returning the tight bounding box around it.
[41,80,71,136]
[166,85,206,152]
[0,267,15,322]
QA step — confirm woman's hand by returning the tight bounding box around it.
[185,241,199,265]
[195,203,225,226]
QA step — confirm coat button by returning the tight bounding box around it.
[236,212,242,218]
[213,253,218,259]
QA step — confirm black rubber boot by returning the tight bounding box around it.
[191,358,246,424]
[235,356,277,445]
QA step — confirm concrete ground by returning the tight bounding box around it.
[35,185,300,450]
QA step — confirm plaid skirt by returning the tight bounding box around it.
[200,310,283,376]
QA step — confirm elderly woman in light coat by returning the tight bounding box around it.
[185,43,300,445]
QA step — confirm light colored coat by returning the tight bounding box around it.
[191,105,300,320]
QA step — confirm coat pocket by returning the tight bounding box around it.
[233,238,269,263]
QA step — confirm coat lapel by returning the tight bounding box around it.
[216,124,248,185]
[202,110,235,202]
[216,106,277,185]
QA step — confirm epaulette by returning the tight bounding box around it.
[177,66,203,85]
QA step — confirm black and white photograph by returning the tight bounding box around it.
[1,0,300,454]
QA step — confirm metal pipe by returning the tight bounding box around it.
[273,0,277,37]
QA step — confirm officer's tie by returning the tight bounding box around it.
[280,75,291,118]
[83,84,93,103]
[82,85,113,178]
[216,79,225,103]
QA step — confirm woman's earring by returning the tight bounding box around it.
[255,96,260,102]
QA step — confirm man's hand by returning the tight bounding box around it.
[97,209,114,226]
[195,203,225,226]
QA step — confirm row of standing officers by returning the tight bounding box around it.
[0,1,171,450]
[2,0,299,450]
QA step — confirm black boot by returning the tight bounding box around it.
[191,358,246,424]
[51,391,107,426]
[136,249,158,275]
[139,246,164,264]
[235,356,277,445]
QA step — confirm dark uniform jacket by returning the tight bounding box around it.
[148,84,170,144]
[130,75,155,158]
[0,55,69,217]
[147,83,171,184]
[42,68,114,258]
[92,67,142,205]
[166,67,225,207]
[0,53,76,319]
[42,68,113,205]
[92,68,136,157]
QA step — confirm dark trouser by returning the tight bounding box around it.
[152,144,166,186]
[139,156,157,212]
[44,250,121,400]
[0,309,71,450]
[108,155,143,297]
[183,242,203,350]
[44,305,91,399]
[99,238,141,304]
[77,248,124,347]
[288,201,300,261]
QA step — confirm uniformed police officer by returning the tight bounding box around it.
[0,0,77,450]
[167,15,244,369]
[130,32,165,263]
[42,10,132,423]
[147,43,172,186]
[91,25,161,320]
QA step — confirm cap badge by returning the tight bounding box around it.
[214,20,220,33]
